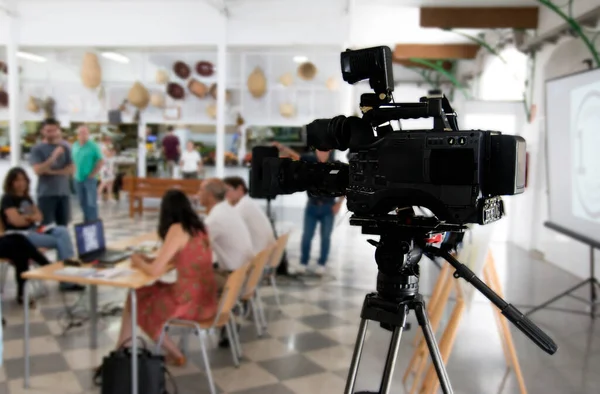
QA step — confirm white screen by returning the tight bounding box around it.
[546,68,600,242]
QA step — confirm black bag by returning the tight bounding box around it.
[94,337,176,394]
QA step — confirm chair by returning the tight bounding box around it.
[264,233,291,312]
[240,244,275,337]
[155,262,251,394]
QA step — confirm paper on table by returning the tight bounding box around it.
[55,267,97,277]
[93,267,136,279]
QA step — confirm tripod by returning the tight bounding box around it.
[343,216,558,394]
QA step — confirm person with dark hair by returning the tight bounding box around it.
[29,118,74,226]
[1,167,82,292]
[272,143,345,275]
[223,176,275,254]
[114,189,217,365]
[197,178,253,289]
[161,126,180,178]
[0,233,51,305]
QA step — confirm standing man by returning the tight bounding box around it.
[272,143,344,275]
[72,125,103,223]
[162,126,180,178]
[29,118,75,226]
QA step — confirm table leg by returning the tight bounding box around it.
[130,289,138,394]
[23,282,30,388]
[90,285,98,349]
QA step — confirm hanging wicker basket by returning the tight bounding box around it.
[127,82,150,109]
[247,67,267,98]
[81,52,102,89]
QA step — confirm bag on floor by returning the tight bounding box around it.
[94,337,177,394]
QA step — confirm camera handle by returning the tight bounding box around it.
[427,246,558,355]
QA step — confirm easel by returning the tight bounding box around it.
[403,251,527,394]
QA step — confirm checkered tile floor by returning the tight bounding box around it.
[1,200,600,393]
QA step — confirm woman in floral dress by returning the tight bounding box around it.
[115,189,218,365]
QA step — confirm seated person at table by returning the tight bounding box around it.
[0,233,51,306]
[116,189,217,365]
[1,167,82,292]
[197,178,254,290]
[224,176,275,254]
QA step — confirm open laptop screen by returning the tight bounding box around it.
[75,221,106,258]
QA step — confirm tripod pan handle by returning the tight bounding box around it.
[501,304,558,355]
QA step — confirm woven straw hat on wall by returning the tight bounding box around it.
[128,82,150,109]
[173,61,191,79]
[27,96,40,113]
[297,62,317,81]
[279,73,294,87]
[188,79,208,98]
[81,52,102,89]
[206,103,217,119]
[247,67,267,98]
[150,92,165,108]
[155,69,169,84]
[279,103,295,118]
[167,82,185,100]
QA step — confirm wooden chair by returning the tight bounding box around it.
[263,233,291,312]
[155,262,251,394]
[240,244,275,337]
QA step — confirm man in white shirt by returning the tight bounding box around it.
[223,176,275,254]
[198,178,254,289]
[179,140,203,179]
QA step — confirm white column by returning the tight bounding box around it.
[215,25,228,178]
[6,13,20,166]
[137,120,147,177]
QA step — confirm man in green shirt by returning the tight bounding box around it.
[72,125,103,222]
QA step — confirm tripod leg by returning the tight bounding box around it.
[379,314,407,394]
[344,319,369,394]
[414,302,454,394]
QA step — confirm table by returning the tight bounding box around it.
[22,232,159,394]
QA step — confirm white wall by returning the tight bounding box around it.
[476,32,598,278]
[537,0,600,35]
[529,37,595,279]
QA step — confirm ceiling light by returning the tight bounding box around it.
[101,52,130,64]
[293,55,308,63]
[17,51,47,63]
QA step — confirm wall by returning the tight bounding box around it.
[0,47,344,127]
[537,0,600,35]
[476,29,598,278]
[0,0,349,47]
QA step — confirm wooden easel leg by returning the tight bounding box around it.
[485,254,528,394]
[420,296,465,394]
[404,265,454,393]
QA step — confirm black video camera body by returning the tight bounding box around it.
[250,46,526,226]
[346,129,525,224]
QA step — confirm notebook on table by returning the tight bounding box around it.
[74,220,131,265]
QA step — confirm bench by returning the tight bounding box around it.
[122,176,205,218]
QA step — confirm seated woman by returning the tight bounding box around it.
[0,233,51,305]
[1,167,77,264]
[115,189,218,365]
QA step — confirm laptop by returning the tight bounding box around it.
[74,220,130,264]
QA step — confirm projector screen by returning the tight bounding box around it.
[546,68,600,245]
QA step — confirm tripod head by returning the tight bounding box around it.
[351,211,558,356]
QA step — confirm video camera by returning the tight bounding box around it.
[250,46,526,226]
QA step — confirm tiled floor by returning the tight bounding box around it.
[0,195,599,393]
